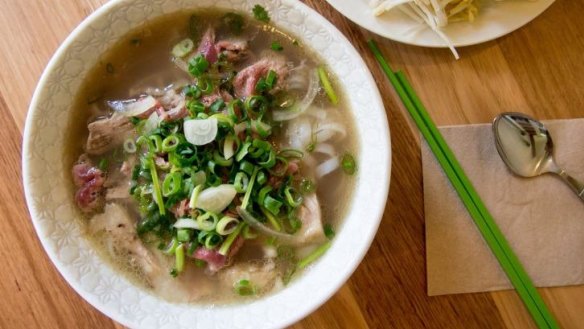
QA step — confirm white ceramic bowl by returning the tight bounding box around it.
[22,0,391,328]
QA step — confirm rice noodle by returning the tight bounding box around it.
[313,143,336,157]
[315,122,347,143]
[285,117,312,150]
[315,156,340,179]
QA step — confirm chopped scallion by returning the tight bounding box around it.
[341,153,356,175]
[252,4,270,23]
[317,66,338,105]
[297,241,332,269]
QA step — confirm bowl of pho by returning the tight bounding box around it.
[22,0,391,327]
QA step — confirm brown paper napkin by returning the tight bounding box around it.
[423,119,584,296]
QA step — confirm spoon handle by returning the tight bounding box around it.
[556,169,584,200]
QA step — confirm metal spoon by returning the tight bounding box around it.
[493,112,584,201]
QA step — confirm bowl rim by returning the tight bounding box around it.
[22,1,392,328]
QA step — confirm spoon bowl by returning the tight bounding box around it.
[493,112,584,200]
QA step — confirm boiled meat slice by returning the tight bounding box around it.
[233,56,289,97]
[293,193,326,245]
[85,113,134,155]
[90,203,212,302]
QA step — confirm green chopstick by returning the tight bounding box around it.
[367,40,558,329]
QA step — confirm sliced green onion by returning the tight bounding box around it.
[218,221,245,255]
[271,41,283,51]
[288,215,302,234]
[236,140,251,162]
[204,232,223,249]
[209,113,234,128]
[297,241,332,269]
[189,184,203,209]
[177,229,191,242]
[284,186,302,207]
[278,149,303,159]
[216,216,240,235]
[258,149,276,168]
[197,76,213,94]
[149,158,166,215]
[317,66,338,105]
[228,99,245,121]
[323,224,335,240]
[188,54,209,77]
[162,172,182,197]
[258,186,272,205]
[265,70,278,89]
[137,135,155,155]
[210,99,225,112]
[197,211,219,231]
[184,85,202,99]
[251,119,272,138]
[149,135,163,153]
[234,279,256,296]
[187,100,205,116]
[163,237,179,255]
[244,95,268,118]
[341,153,356,175]
[172,38,195,58]
[239,161,255,176]
[241,167,259,210]
[162,135,180,152]
[255,78,269,93]
[234,172,249,193]
[256,170,267,185]
[175,243,185,273]
[261,206,282,232]
[123,138,137,154]
[187,241,198,256]
[263,195,283,215]
[213,150,233,167]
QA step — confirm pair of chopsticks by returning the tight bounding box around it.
[367,40,558,329]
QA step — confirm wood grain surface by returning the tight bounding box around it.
[3,0,584,328]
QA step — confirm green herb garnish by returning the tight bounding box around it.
[222,12,245,34]
[271,41,283,51]
[252,4,270,23]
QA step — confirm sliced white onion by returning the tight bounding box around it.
[192,171,207,186]
[272,69,319,121]
[184,118,218,146]
[308,107,328,121]
[174,218,201,229]
[173,57,189,73]
[316,156,340,179]
[223,135,235,160]
[196,184,237,213]
[107,95,157,117]
[143,112,161,135]
[315,122,347,143]
[285,117,311,150]
[234,122,248,136]
[237,207,295,240]
[313,143,336,157]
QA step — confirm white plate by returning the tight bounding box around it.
[326,0,555,48]
[22,0,391,328]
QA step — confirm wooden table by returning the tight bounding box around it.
[3,0,584,327]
